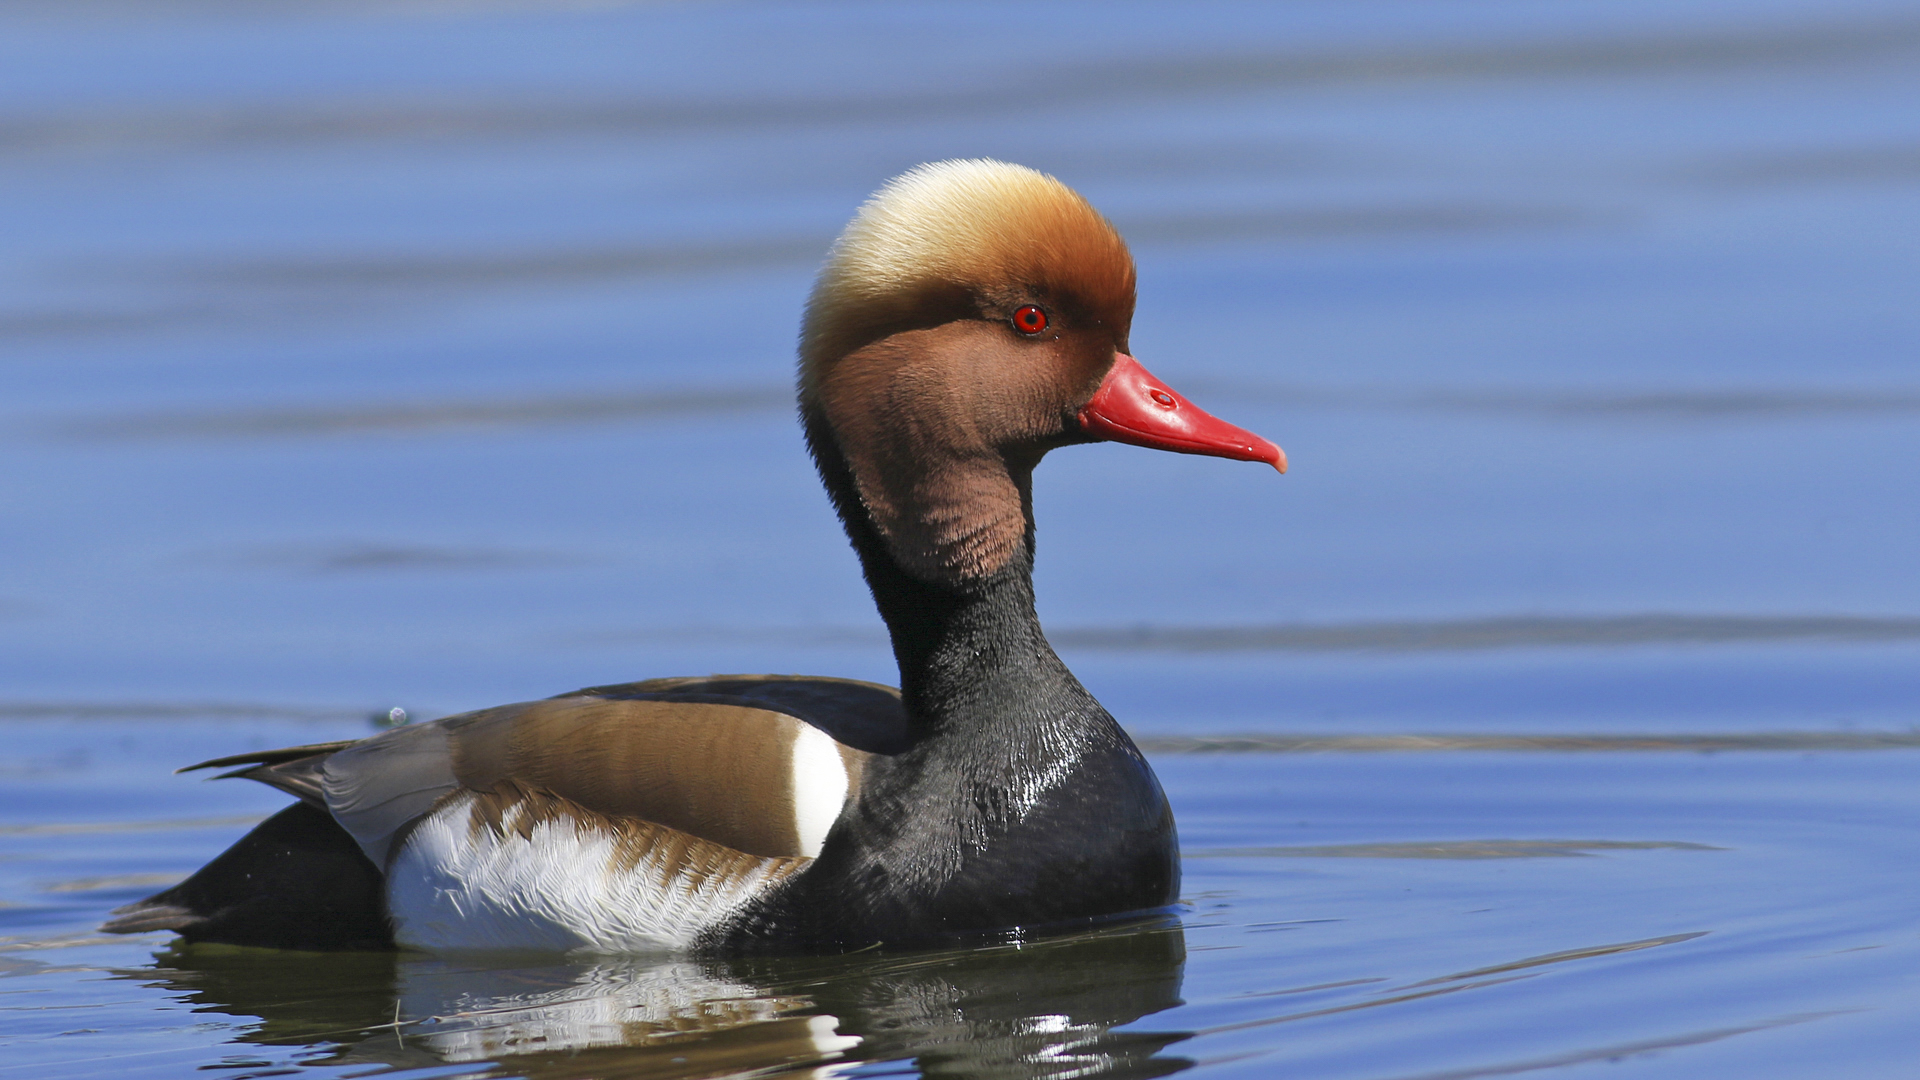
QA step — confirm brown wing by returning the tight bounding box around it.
[559,674,910,754]
[202,676,903,867]
[439,692,876,858]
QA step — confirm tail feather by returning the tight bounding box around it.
[206,759,330,806]
[100,801,393,951]
[101,902,204,935]
[177,740,360,775]
[178,740,359,807]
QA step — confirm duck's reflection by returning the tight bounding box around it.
[129,919,1192,1079]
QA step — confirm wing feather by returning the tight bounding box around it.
[444,695,865,858]
[188,678,895,867]
[178,740,361,774]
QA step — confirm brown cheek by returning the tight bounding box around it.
[1019,331,1116,438]
[812,323,1052,585]
[946,324,1109,447]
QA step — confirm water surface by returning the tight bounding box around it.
[2,1,1918,1076]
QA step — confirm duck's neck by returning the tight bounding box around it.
[806,411,1097,741]
[870,542,1090,740]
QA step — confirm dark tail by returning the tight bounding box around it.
[103,801,395,951]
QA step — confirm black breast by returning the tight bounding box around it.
[710,717,1179,952]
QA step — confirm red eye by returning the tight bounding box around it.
[1012,306,1048,335]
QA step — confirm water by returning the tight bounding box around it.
[3,1,1918,1075]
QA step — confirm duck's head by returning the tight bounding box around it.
[800,159,1284,589]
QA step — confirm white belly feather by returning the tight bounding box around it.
[387,790,805,953]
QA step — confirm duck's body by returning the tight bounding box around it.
[104,161,1281,954]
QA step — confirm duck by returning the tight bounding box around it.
[102,159,1284,954]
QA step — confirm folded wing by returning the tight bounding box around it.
[106,675,905,951]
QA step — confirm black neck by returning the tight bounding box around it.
[804,408,1098,740]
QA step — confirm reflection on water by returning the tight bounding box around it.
[125,921,1190,1080]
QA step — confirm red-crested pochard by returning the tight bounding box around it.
[103,160,1284,953]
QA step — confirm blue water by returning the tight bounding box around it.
[3,1,1919,1076]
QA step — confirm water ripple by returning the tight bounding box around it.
[576,614,1920,654]
[1136,733,1920,753]
[1187,841,1720,859]
[3,15,1916,155]
[1055,614,1920,653]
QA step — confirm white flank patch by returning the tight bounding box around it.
[387,794,793,953]
[790,725,850,858]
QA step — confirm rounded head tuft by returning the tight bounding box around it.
[800,160,1135,388]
